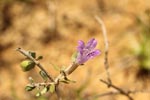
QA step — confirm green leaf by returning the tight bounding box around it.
[28,51,36,58]
[59,79,69,84]
[39,71,48,81]
[60,78,76,84]
[36,56,43,60]
[36,86,49,97]
[20,60,35,72]
[66,78,76,83]
[41,87,49,95]
[71,52,78,62]
[25,85,35,91]
[36,92,41,97]
[50,84,55,93]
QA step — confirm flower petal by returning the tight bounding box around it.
[86,38,95,48]
[76,52,87,64]
[85,38,97,50]
[77,40,85,52]
[86,49,101,59]
[90,39,97,50]
[75,38,100,64]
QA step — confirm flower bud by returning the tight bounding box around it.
[20,60,35,72]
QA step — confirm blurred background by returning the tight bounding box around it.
[0,0,150,100]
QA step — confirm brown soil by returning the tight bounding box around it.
[0,0,150,100]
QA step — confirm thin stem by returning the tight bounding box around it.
[17,48,80,100]
[54,62,79,84]
[93,91,119,98]
[100,79,133,100]
[93,89,150,99]
[30,82,54,87]
[95,15,111,85]
[65,62,79,75]
[16,48,79,83]
[16,48,54,82]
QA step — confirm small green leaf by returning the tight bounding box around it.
[25,85,35,91]
[36,92,41,97]
[66,78,76,83]
[60,78,76,84]
[41,87,49,95]
[36,56,43,60]
[71,52,78,62]
[59,79,69,84]
[39,71,48,81]
[28,51,36,58]
[20,60,35,72]
[50,84,55,93]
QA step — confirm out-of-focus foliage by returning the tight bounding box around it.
[134,10,150,70]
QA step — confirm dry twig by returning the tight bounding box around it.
[93,85,150,99]
[95,15,150,100]
[100,79,134,100]
[95,15,112,85]
[95,16,134,100]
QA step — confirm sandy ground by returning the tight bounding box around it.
[0,0,150,100]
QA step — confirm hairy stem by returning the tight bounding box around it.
[16,48,54,82]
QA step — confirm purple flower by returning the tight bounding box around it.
[75,38,101,64]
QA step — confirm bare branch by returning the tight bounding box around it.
[30,82,54,87]
[93,89,150,99]
[100,79,133,100]
[95,16,135,100]
[128,90,150,94]
[94,91,119,98]
[54,62,79,85]
[95,15,111,85]
[94,15,150,100]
